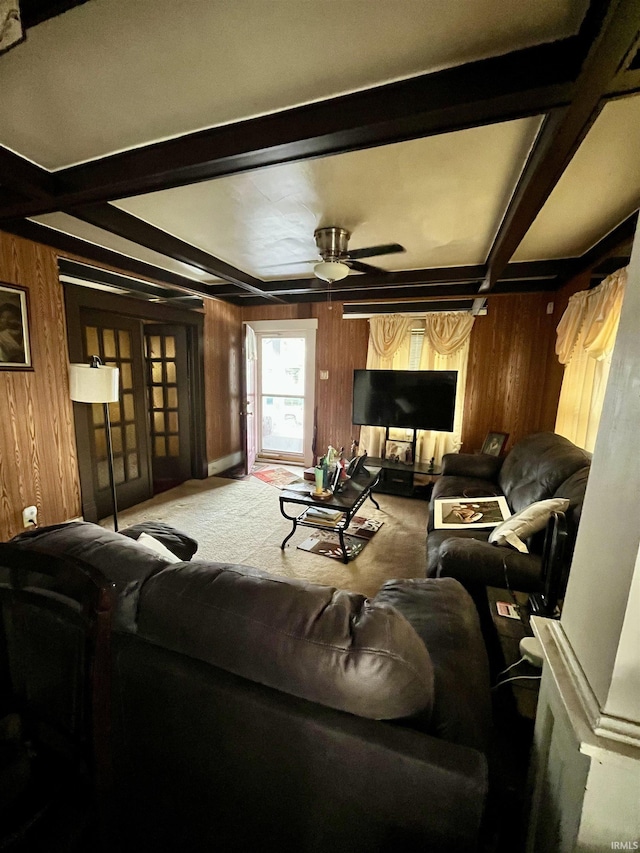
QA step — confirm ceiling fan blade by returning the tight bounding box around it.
[262,259,318,269]
[347,260,388,275]
[347,243,405,260]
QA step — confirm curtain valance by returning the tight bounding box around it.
[369,315,412,359]
[556,267,627,365]
[424,312,475,356]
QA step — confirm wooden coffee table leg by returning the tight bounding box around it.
[369,491,380,510]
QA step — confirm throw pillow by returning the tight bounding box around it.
[137,532,181,563]
[488,498,570,553]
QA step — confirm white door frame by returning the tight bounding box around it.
[244,319,317,467]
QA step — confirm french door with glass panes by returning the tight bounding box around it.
[255,325,316,465]
[80,311,152,519]
[144,324,191,492]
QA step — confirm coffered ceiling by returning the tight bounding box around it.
[0,0,639,307]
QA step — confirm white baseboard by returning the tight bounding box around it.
[207,451,243,477]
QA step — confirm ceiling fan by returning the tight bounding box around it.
[309,227,405,282]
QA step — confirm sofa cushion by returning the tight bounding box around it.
[136,561,434,721]
[120,521,198,561]
[373,578,491,752]
[427,528,491,576]
[498,432,591,512]
[137,532,181,563]
[488,498,570,553]
[9,522,172,632]
[433,536,544,591]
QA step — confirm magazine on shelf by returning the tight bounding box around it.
[433,495,510,529]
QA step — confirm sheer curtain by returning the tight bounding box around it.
[359,312,474,465]
[416,313,473,463]
[555,267,627,452]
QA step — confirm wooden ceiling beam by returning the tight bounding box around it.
[74,203,283,301]
[482,0,640,292]
[0,38,582,221]
[0,218,224,298]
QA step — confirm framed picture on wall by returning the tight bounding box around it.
[0,282,32,370]
[480,431,508,456]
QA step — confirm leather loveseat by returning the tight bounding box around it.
[1,521,492,853]
[427,432,591,606]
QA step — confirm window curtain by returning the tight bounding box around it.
[359,312,474,465]
[555,267,627,452]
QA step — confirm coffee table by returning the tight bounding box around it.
[279,466,381,563]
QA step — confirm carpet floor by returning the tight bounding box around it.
[114,473,429,597]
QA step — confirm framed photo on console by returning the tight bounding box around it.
[384,439,413,464]
[434,495,511,529]
[481,431,508,456]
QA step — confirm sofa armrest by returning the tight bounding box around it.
[435,537,543,592]
[441,453,503,480]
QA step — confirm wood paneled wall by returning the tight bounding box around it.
[0,232,81,539]
[461,288,581,454]
[204,298,243,462]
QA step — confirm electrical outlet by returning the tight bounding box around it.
[22,505,37,528]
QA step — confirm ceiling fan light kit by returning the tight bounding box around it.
[314,260,351,282]
[312,226,405,283]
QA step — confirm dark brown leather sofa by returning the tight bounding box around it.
[427,432,591,603]
[1,521,491,852]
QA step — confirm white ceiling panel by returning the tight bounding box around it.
[0,0,585,169]
[31,213,220,283]
[114,116,542,277]
[514,95,640,261]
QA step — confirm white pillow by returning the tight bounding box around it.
[488,498,570,553]
[137,532,180,563]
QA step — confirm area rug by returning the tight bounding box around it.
[252,466,303,488]
[297,516,384,561]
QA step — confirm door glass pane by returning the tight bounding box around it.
[118,330,131,358]
[165,361,176,384]
[151,361,163,383]
[261,396,304,454]
[85,326,99,356]
[167,388,178,409]
[261,337,305,395]
[153,387,164,408]
[168,436,180,457]
[164,336,175,359]
[154,412,165,433]
[121,362,132,390]
[127,452,139,479]
[167,412,178,432]
[103,329,116,359]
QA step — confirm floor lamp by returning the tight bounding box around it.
[69,356,120,532]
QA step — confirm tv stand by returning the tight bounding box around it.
[367,456,440,500]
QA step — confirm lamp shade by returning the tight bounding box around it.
[314,260,350,283]
[69,363,120,403]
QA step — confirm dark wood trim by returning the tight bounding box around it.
[552,210,637,287]
[1,218,221,295]
[342,299,477,314]
[63,280,207,326]
[0,39,581,220]
[0,148,55,200]
[74,203,284,301]
[482,0,640,291]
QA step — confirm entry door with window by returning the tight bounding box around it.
[145,324,192,493]
[254,322,316,466]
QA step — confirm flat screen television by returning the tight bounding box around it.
[352,369,457,431]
